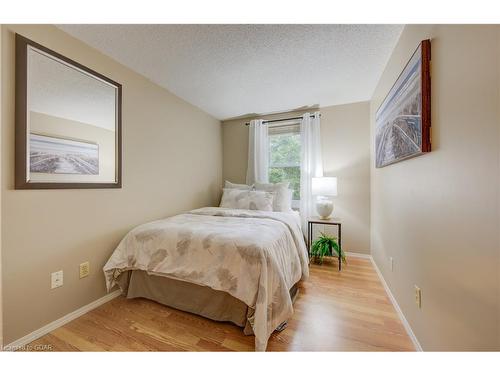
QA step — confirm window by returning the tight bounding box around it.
[268,123,301,202]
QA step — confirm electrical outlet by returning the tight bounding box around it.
[415,286,422,308]
[389,257,394,271]
[51,270,63,289]
[79,261,90,279]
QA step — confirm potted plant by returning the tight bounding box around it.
[310,232,346,265]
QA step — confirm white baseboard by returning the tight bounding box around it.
[345,251,371,259]
[370,257,423,351]
[2,290,121,351]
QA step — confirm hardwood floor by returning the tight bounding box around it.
[25,257,415,351]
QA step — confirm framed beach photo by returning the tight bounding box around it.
[29,134,99,175]
[375,39,431,168]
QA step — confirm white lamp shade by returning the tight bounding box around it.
[312,177,337,196]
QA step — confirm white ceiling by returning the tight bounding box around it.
[58,24,403,120]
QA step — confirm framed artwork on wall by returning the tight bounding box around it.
[29,133,99,175]
[375,39,431,168]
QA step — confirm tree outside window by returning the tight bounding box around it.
[268,128,301,201]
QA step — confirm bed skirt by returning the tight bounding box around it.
[116,270,299,337]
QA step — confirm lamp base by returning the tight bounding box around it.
[316,198,334,220]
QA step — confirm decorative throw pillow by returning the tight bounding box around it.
[247,190,275,211]
[254,181,290,212]
[220,188,249,209]
[224,180,254,190]
[219,188,274,211]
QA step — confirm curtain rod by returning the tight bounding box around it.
[244,114,320,126]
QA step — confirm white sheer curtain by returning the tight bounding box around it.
[300,112,323,233]
[246,119,269,185]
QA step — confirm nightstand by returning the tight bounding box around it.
[307,216,342,270]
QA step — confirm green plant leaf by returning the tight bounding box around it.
[310,231,346,264]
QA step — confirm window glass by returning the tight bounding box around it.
[268,127,301,200]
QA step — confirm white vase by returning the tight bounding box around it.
[316,198,333,219]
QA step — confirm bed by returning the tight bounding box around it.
[103,206,309,351]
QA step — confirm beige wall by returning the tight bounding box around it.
[222,102,371,254]
[320,102,370,253]
[370,25,500,350]
[29,111,116,183]
[1,25,222,344]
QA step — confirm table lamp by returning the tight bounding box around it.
[312,177,337,219]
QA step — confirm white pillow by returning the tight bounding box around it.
[224,180,253,190]
[219,188,274,211]
[247,191,275,211]
[254,181,290,212]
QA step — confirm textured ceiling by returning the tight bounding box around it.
[58,24,403,120]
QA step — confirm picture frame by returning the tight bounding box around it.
[29,133,99,175]
[375,39,431,168]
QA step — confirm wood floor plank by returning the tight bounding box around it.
[23,257,415,351]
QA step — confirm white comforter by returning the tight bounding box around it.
[103,207,309,351]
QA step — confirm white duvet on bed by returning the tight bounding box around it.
[103,207,309,351]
